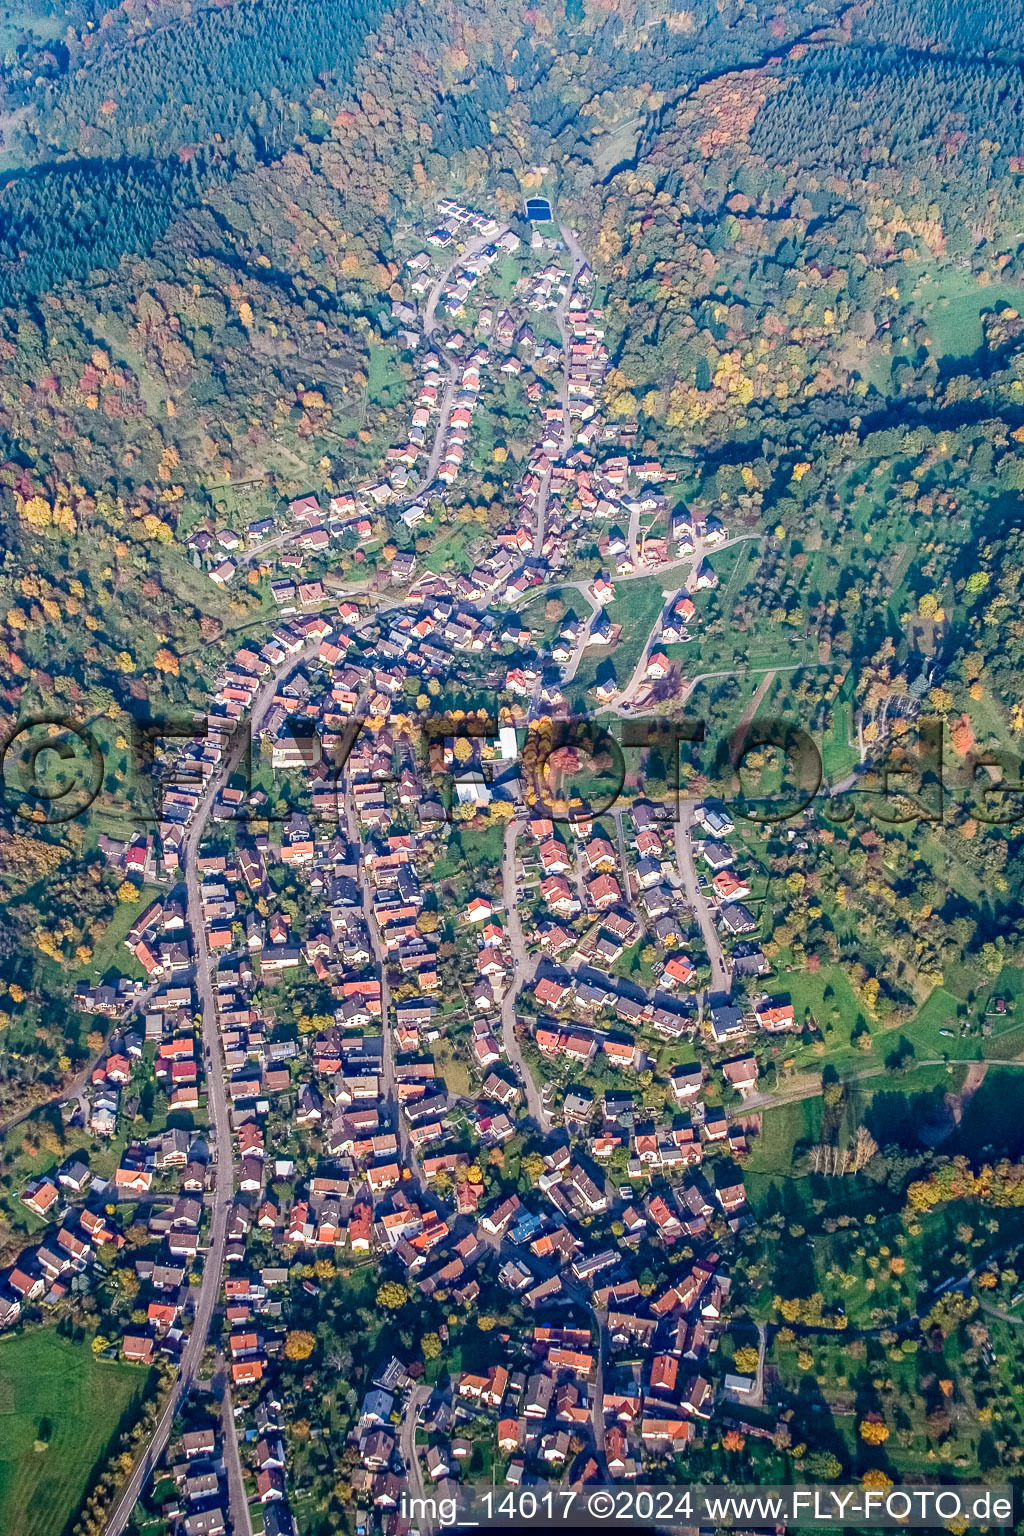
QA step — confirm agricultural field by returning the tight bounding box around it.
[0,1329,147,1536]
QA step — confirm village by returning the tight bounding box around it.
[0,198,804,1536]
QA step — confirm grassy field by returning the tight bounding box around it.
[948,1066,1024,1161]
[452,822,505,872]
[571,575,667,698]
[821,674,858,783]
[76,883,163,987]
[0,2,62,49]
[771,959,874,1070]
[0,1329,147,1536]
[745,1097,823,1179]
[914,269,1024,358]
[492,254,522,301]
[432,1035,472,1098]
[366,343,408,409]
[901,966,1024,1063]
[744,1061,969,1203]
[423,521,481,575]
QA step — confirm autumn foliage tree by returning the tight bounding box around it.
[285,1330,316,1361]
[376,1281,408,1309]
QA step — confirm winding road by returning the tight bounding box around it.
[231,222,512,579]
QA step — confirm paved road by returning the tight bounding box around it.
[626,500,642,569]
[415,225,513,505]
[231,226,512,580]
[560,586,603,685]
[500,817,550,1129]
[750,1323,768,1408]
[104,640,321,1536]
[221,1376,254,1536]
[611,808,635,910]
[344,783,421,1184]
[674,801,731,1000]
[528,215,588,560]
[399,1382,431,1500]
[232,527,297,570]
[605,571,691,712]
[589,1304,609,1477]
[593,534,764,715]
[509,538,759,628]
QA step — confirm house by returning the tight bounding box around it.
[534,975,569,1009]
[719,902,756,935]
[257,1468,287,1505]
[695,803,734,837]
[480,1195,521,1237]
[289,494,321,522]
[540,876,579,916]
[539,839,571,875]
[6,1267,43,1302]
[756,999,797,1031]
[702,1106,728,1142]
[57,1157,90,1194]
[582,837,616,873]
[22,1179,60,1219]
[716,1177,746,1214]
[586,873,621,910]
[525,1373,554,1419]
[681,1374,714,1419]
[670,1065,703,1104]
[712,869,751,903]
[649,1353,679,1400]
[183,1428,217,1459]
[603,1037,640,1071]
[122,1333,155,1364]
[497,1418,522,1452]
[640,1417,693,1449]
[722,1056,759,1094]
[425,1445,451,1481]
[701,840,735,871]
[662,954,696,989]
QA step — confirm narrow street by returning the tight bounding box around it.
[531,216,587,558]
[345,784,424,1187]
[596,534,764,716]
[398,1382,431,1501]
[500,817,549,1129]
[674,801,731,1001]
[611,808,637,915]
[417,225,511,506]
[588,1305,609,1477]
[626,498,642,569]
[560,586,602,686]
[221,1378,254,1536]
